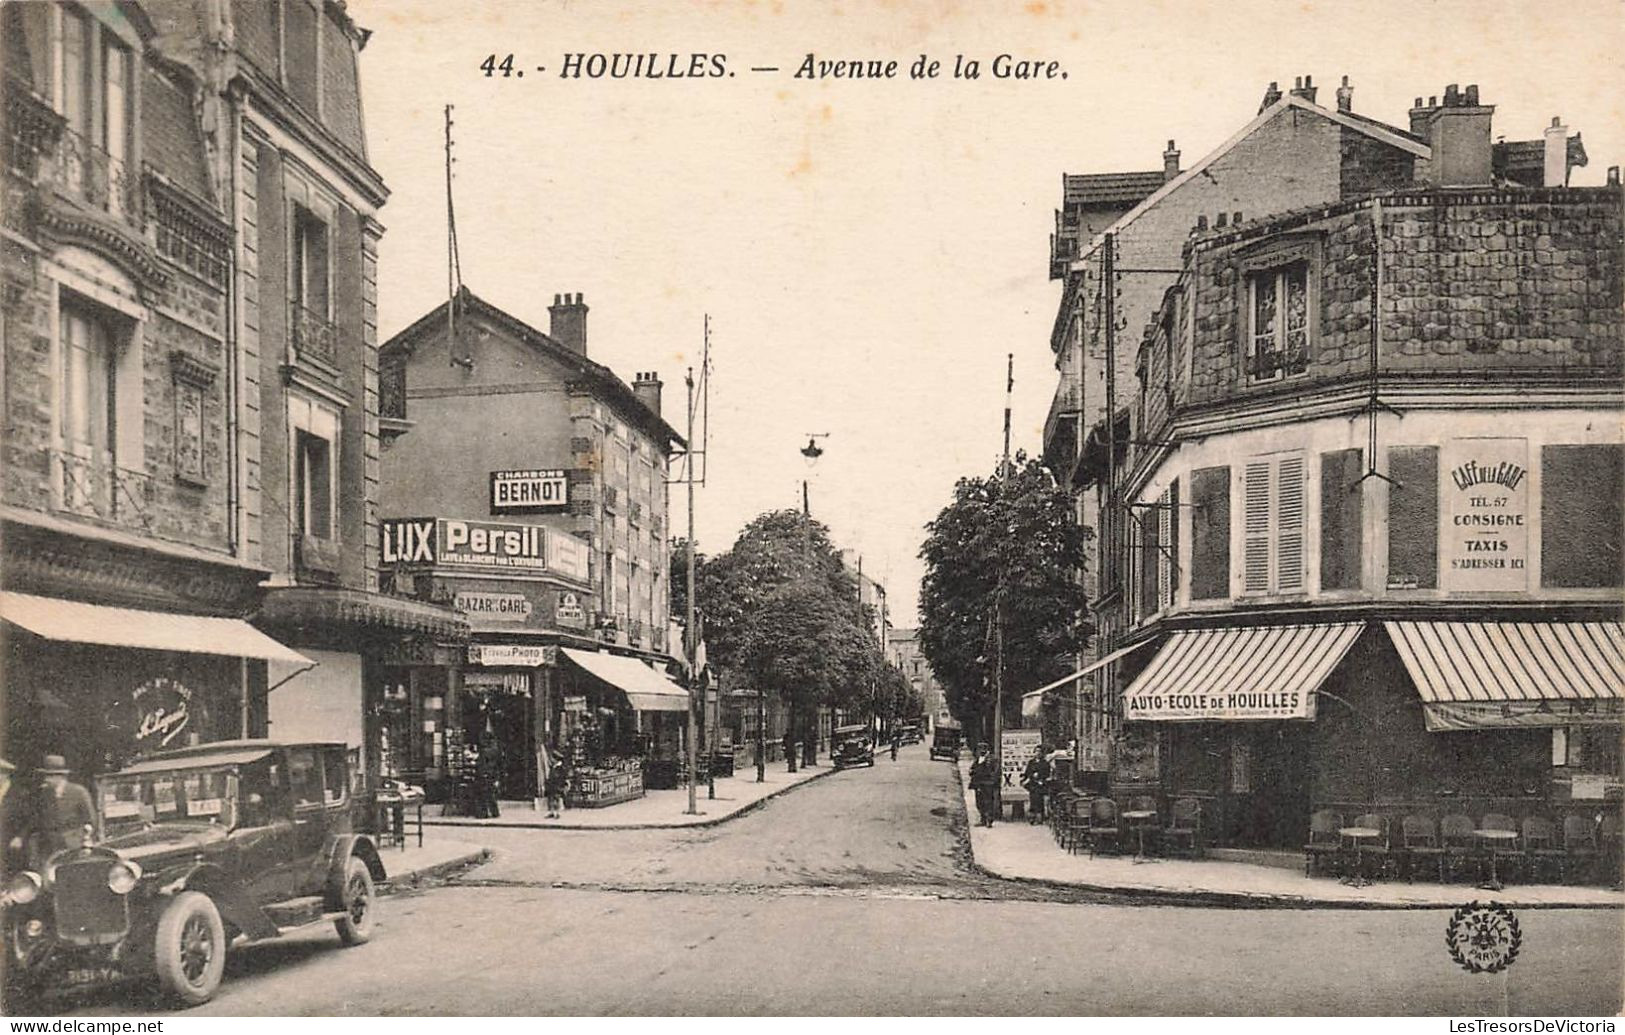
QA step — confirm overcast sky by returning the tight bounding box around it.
[349,0,1623,624]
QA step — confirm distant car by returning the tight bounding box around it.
[4,741,386,1007]
[831,725,876,768]
[929,722,963,762]
[897,724,922,746]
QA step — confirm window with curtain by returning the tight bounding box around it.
[1246,263,1311,384]
[60,300,116,461]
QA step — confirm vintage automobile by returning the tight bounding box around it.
[929,721,963,762]
[830,725,876,768]
[897,723,923,746]
[3,741,386,1007]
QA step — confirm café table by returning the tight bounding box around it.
[1122,810,1159,863]
[1475,828,1518,891]
[1338,826,1382,887]
[374,785,426,851]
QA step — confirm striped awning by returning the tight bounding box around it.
[1384,621,1625,731]
[560,647,691,713]
[0,591,309,665]
[1123,624,1364,721]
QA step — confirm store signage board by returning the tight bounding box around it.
[1124,689,1316,721]
[490,469,569,514]
[999,729,1042,803]
[555,590,587,628]
[381,517,588,583]
[1442,437,1529,593]
[454,591,533,622]
[467,644,557,667]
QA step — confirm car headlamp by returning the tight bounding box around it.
[5,871,42,905]
[107,860,142,895]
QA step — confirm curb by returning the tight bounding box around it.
[379,848,491,891]
[420,765,840,832]
[952,762,1623,911]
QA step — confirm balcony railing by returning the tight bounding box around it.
[54,450,151,529]
[5,76,64,182]
[52,128,140,223]
[291,303,340,368]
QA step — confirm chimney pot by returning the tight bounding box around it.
[1162,139,1181,182]
[548,293,590,355]
[1289,73,1318,104]
[632,370,664,418]
[1429,95,1437,107]
[1336,75,1353,113]
[1259,80,1283,113]
[1216,212,1228,228]
[1543,116,1570,187]
[1464,84,1479,106]
[1608,166,1621,186]
[1196,215,1208,231]
[1422,85,1495,187]
[1233,211,1242,226]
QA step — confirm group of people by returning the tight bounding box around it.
[966,741,1056,828]
[2,754,95,873]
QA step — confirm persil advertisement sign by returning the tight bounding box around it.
[381,517,589,583]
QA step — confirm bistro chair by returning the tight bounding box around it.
[1522,816,1562,884]
[1163,797,1203,858]
[1353,813,1394,881]
[1399,815,1445,883]
[1049,788,1078,843]
[1059,796,1091,854]
[1440,813,1480,882]
[1479,813,1526,885]
[1087,798,1122,857]
[1303,810,1343,878]
[1562,814,1599,883]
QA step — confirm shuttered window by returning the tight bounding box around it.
[1387,446,1439,589]
[1541,445,1625,588]
[1242,453,1306,595]
[1159,483,1177,608]
[1319,449,1363,591]
[1138,497,1161,620]
[1189,467,1230,600]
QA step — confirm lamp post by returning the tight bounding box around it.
[794,434,828,770]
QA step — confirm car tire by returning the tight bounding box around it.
[334,855,376,946]
[153,891,226,1007]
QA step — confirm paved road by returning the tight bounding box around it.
[46,747,1625,1016]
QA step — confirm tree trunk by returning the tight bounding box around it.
[801,704,817,767]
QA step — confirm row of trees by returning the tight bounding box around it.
[917,453,1090,745]
[674,510,920,765]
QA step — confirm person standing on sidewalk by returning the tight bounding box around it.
[968,745,999,827]
[543,756,568,819]
[1021,746,1052,825]
[890,729,901,762]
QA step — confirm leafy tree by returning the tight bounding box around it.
[917,453,1091,743]
[683,510,883,765]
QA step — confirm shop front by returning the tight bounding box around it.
[1124,618,1624,850]
[558,647,690,801]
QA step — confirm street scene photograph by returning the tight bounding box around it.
[0,0,1622,1020]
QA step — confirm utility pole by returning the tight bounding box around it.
[684,362,699,815]
[992,353,1013,810]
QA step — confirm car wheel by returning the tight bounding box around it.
[334,855,375,946]
[154,891,226,1007]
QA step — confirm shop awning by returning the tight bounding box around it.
[1385,621,1625,731]
[0,591,310,665]
[560,647,691,713]
[1123,624,1364,721]
[1020,638,1159,718]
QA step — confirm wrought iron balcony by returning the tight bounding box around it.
[5,75,64,182]
[291,303,340,368]
[51,127,141,224]
[54,450,152,530]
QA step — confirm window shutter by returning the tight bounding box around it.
[1319,449,1363,591]
[1276,454,1305,591]
[1166,480,1180,607]
[1157,487,1172,607]
[1242,462,1271,592]
[1387,446,1439,589]
[1541,445,1625,588]
[1189,466,1230,600]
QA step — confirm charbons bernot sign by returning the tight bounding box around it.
[490,469,569,513]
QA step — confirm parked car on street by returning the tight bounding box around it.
[929,721,963,762]
[897,724,922,746]
[3,741,386,1008]
[831,725,876,768]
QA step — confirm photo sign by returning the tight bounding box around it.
[490,469,569,513]
[1443,438,1529,592]
[999,729,1042,803]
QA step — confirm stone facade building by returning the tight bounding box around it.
[1073,84,1623,849]
[377,287,686,799]
[0,0,462,790]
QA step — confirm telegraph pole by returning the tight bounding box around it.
[684,363,699,815]
[992,353,1013,808]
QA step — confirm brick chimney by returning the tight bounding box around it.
[548,293,588,355]
[632,371,663,418]
[1288,74,1317,104]
[1162,139,1180,182]
[1414,84,1494,187]
[1544,116,1569,187]
[1258,80,1282,114]
[1335,75,1353,113]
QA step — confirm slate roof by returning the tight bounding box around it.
[1063,170,1166,207]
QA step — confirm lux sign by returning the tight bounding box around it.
[381,518,436,564]
[381,517,577,579]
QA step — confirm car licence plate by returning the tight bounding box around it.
[61,965,123,986]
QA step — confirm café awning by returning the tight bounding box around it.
[1123,624,1364,721]
[1020,638,1159,718]
[560,647,691,713]
[1385,621,1625,731]
[0,591,310,665]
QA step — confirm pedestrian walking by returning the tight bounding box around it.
[4,754,94,870]
[1021,745,1052,824]
[968,745,999,827]
[890,729,901,762]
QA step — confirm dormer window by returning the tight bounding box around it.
[55,5,135,217]
[1246,262,1310,383]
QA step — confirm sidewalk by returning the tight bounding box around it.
[375,835,489,888]
[957,762,1625,909]
[423,763,834,830]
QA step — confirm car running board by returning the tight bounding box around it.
[264,895,347,932]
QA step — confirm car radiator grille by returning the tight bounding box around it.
[53,859,129,944]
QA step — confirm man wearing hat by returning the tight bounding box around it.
[5,755,94,869]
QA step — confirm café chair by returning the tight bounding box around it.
[1303,809,1343,877]
[1087,798,1121,858]
[1163,797,1203,858]
[1353,813,1394,881]
[1523,816,1562,884]
[1440,813,1479,882]
[1400,815,1445,883]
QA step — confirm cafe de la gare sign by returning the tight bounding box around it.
[1443,437,1529,592]
[381,516,590,582]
